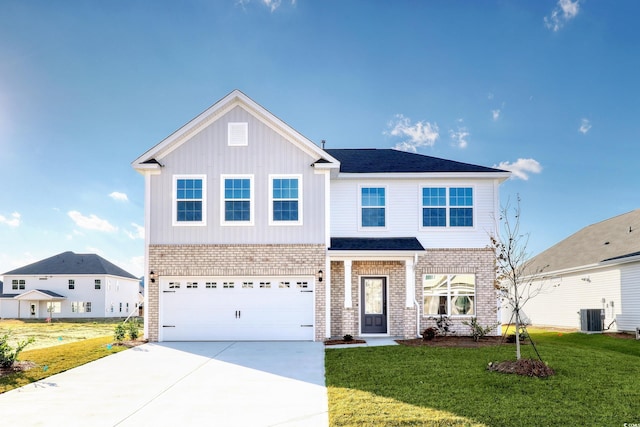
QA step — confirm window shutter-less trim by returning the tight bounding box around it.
[228,122,248,146]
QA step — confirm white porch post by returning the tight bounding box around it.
[344,259,353,308]
[405,257,415,307]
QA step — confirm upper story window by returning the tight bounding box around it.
[228,122,248,146]
[423,274,475,316]
[12,280,25,290]
[361,187,386,227]
[68,279,75,290]
[221,175,254,225]
[422,187,473,228]
[269,175,302,225]
[173,175,206,226]
[95,279,101,290]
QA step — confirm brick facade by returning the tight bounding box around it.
[147,244,326,342]
[329,248,498,339]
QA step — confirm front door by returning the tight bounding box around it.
[361,277,387,334]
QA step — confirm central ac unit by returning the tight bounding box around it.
[580,309,604,333]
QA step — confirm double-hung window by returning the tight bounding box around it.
[12,280,25,290]
[221,175,254,225]
[421,187,473,227]
[423,274,475,316]
[269,175,302,225]
[361,187,386,227]
[173,175,206,226]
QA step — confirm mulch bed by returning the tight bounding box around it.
[488,358,555,377]
[397,335,504,348]
[0,361,37,376]
[324,339,367,346]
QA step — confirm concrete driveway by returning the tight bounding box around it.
[0,342,328,427]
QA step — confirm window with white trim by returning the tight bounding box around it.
[95,279,101,290]
[423,274,475,316]
[421,187,473,228]
[12,280,25,290]
[221,175,254,225]
[361,187,386,227]
[68,279,75,290]
[269,175,302,225]
[71,301,91,313]
[228,122,248,146]
[173,175,206,226]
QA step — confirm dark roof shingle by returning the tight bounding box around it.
[325,149,506,174]
[3,251,138,280]
[330,237,425,251]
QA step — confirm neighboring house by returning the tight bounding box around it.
[132,90,510,342]
[503,210,640,332]
[0,252,141,319]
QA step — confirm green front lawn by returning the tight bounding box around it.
[326,332,640,426]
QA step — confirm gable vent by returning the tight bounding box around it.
[228,122,248,146]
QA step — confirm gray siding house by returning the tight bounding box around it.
[133,90,510,342]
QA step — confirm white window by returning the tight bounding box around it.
[68,279,75,290]
[221,175,254,226]
[47,302,61,314]
[71,301,90,313]
[423,274,475,316]
[173,175,207,226]
[421,187,474,228]
[228,122,248,146]
[269,175,302,225]
[95,279,101,290]
[360,186,386,228]
[12,280,25,290]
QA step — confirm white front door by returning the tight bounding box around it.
[159,277,315,341]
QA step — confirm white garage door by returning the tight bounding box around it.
[159,277,314,341]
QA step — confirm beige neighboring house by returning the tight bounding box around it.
[132,90,511,342]
[503,210,640,333]
[0,251,142,319]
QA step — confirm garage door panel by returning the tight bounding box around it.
[160,277,314,341]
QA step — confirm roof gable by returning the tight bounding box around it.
[14,289,66,300]
[528,209,640,272]
[132,89,339,171]
[3,251,138,279]
[325,149,509,174]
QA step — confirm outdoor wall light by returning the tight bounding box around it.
[149,271,156,283]
[318,270,323,282]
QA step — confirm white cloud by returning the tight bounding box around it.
[126,223,145,240]
[68,211,118,232]
[109,191,129,202]
[494,158,542,181]
[492,109,501,121]
[0,212,21,227]
[237,0,295,12]
[579,118,592,134]
[385,114,439,153]
[545,0,580,32]
[449,126,470,149]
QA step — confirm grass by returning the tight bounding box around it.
[326,331,640,426]
[0,318,124,350]
[0,336,128,393]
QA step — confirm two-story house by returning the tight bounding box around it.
[132,90,510,342]
[0,251,141,319]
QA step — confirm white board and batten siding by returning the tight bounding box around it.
[149,105,326,246]
[330,178,500,248]
[617,262,640,332]
[159,276,315,341]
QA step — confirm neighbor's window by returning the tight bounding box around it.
[423,274,475,316]
[86,302,92,313]
[361,187,386,227]
[12,279,26,290]
[270,175,302,225]
[95,279,101,290]
[422,187,473,227]
[221,175,253,225]
[71,301,89,313]
[47,302,61,314]
[68,279,75,290]
[173,175,206,226]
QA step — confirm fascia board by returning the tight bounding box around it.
[328,251,423,260]
[335,172,512,180]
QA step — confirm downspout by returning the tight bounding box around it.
[413,253,421,338]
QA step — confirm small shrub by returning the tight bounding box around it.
[422,327,437,341]
[428,315,454,337]
[0,334,35,368]
[127,319,140,340]
[343,334,353,342]
[462,317,499,342]
[114,323,126,342]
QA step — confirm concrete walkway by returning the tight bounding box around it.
[0,342,328,427]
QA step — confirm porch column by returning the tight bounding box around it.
[405,257,415,307]
[344,259,352,308]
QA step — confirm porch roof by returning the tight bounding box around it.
[329,237,425,251]
[14,289,66,301]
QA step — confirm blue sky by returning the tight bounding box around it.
[1,0,638,278]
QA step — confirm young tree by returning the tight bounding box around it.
[491,196,548,360]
